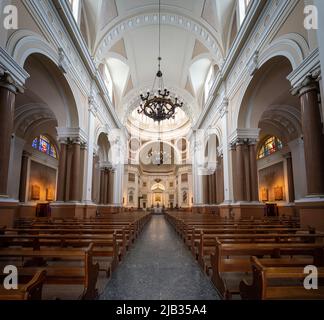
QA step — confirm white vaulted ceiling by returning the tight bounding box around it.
[80,0,237,129]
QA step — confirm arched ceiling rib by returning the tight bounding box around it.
[80,0,236,132]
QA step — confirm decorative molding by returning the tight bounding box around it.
[95,12,224,66]
[56,127,88,144]
[58,47,70,74]
[229,128,261,145]
[288,48,321,90]
[247,50,259,76]
[0,48,28,91]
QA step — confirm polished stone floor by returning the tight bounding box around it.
[100,215,220,300]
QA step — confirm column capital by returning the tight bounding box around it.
[56,127,88,145]
[229,128,260,146]
[291,72,321,97]
[0,68,24,94]
[248,138,258,146]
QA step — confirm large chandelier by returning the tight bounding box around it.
[137,0,183,123]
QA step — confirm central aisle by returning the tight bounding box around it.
[101,215,219,300]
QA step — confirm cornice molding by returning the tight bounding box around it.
[0,47,29,89]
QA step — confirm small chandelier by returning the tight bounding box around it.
[137,0,183,123]
[147,147,170,166]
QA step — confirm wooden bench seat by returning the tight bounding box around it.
[210,240,324,299]
[0,269,46,300]
[194,232,324,271]
[240,256,324,300]
[0,233,119,277]
[0,244,99,300]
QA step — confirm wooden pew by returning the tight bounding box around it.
[0,233,119,277]
[0,244,100,300]
[0,269,46,300]
[5,227,130,256]
[195,231,324,272]
[210,240,324,299]
[240,256,324,300]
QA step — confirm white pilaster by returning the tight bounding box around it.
[83,101,96,203]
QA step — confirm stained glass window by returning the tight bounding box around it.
[258,136,283,159]
[31,135,58,159]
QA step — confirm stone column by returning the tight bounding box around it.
[203,174,209,205]
[69,138,81,202]
[92,155,99,203]
[0,73,18,197]
[219,156,225,203]
[213,170,218,204]
[56,141,68,201]
[294,76,324,197]
[79,142,87,201]
[235,140,245,201]
[19,151,29,203]
[84,103,96,203]
[230,145,237,201]
[243,143,251,201]
[108,169,115,204]
[248,140,259,201]
[285,152,295,203]
[99,168,105,204]
[211,171,216,204]
[208,174,213,205]
[104,169,109,205]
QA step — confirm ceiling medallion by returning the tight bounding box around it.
[137,0,183,123]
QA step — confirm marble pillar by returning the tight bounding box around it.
[108,169,115,204]
[249,141,259,201]
[70,139,81,202]
[298,78,324,197]
[243,143,251,201]
[285,152,295,203]
[19,151,29,203]
[57,141,67,201]
[0,77,17,197]
[99,168,105,204]
[235,140,245,201]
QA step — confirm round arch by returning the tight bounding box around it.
[7,30,80,128]
[137,140,182,165]
[235,55,296,130]
[94,12,224,66]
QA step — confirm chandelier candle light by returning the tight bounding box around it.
[137,0,183,122]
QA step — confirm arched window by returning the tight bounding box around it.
[32,135,58,159]
[258,136,283,159]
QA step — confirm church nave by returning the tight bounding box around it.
[101,215,219,300]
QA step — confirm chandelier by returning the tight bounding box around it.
[147,147,170,166]
[137,0,183,122]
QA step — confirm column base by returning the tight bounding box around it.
[219,202,265,219]
[50,202,97,219]
[97,205,123,215]
[0,198,19,227]
[191,205,220,214]
[295,198,324,231]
